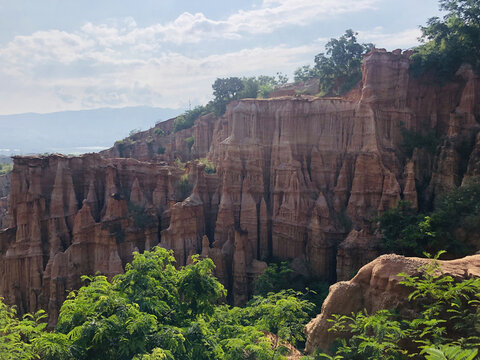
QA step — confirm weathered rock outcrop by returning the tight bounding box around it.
[1,49,480,321]
[0,154,184,324]
[304,253,480,353]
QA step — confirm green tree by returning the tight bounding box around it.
[56,275,158,360]
[411,0,480,79]
[314,29,373,95]
[178,255,226,319]
[293,65,318,83]
[212,77,245,115]
[114,248,180,323]
[0,298,48,360]
[375,200,430,256]
[253,262,293,296]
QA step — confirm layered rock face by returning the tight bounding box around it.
[0,154,185,324]
[0,173,10,229]
[1,49,479,320]
[304,253,480,353]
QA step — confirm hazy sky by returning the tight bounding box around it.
[0,0,442,115]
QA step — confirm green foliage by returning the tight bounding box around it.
[314,253,480,359]
[116,140,127,157]
[56,275,158,360]
[154,128,166,136]
[0,298,47,360]
[422,344,478,360]
[0,163,13,175]
[314,29,373,96]
[400,126,440,158]
[427,181,480,251]
[411,0,480,80]
[199,157,216,174]
[253,261,329,319]
[276,72,289,85]
[245,290,315,346]
[294,65,319,83]
[156,146,165,155]
[178,255,226,319]
[176,173,193,201]
[212,77,245,115]
[375,200,430,256]
[173,105,212,133]
[129,129,142,136]
[127,202,155,229]
[253,262,293,296]
[4,245,319,360]
[185,136,195,151]
[114,248,180,322]
[211,290,314,359]
[327,310,409,359]
[174,157,185,169]
[376,183,480,257]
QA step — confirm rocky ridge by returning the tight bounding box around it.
[304,253,480,353]
[1,49,479,321]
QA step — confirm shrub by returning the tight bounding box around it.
[176,173,193,201]
[173,105,212,133]
[154,128,166,136]
[0,163,13,175]
[129,128,142,136]
[185,136,195,151]
[400,125,440,158]
[157,146,165,155]
[199,158,216,174]
[127,202,155,229]
[375,200,429,257]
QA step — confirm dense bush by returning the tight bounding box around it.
[127,202,156,229]
[173,105,212,133]
[0,163,12,175]
[185,136,195,151]
[376,183,480,257]
[375,200,430,256]
[400,126,440,158]
[253,261,329,318]
[199,158,216,174]
[175,173,193,201]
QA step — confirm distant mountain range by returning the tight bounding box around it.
[0,106,183,156]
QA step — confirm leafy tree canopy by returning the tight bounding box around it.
[314,29,373,96]
[411,0,480,79]
[2,246,315,360]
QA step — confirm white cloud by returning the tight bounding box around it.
[0,43,317,114]
[229,0,378,34]
[0,0,385,114]
[357,27,422,50]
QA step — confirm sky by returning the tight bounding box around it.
[0,0,443,115]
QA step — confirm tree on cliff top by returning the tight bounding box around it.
[211,77,244,115]
[411,0,480,79]
[314,29,373,96]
